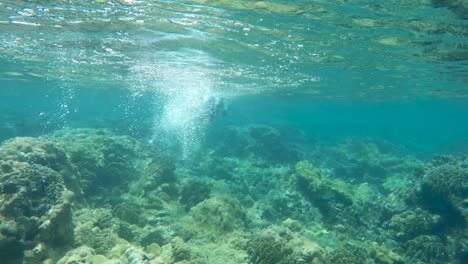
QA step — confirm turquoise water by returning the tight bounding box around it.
[0,1,467,263]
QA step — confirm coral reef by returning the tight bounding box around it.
[170,236,191,262]
[248,228,300,264]
[47,128,156,196]
[386,208,442,240]
[210,124,301,163]
[414,155,467,225]
[324,241,403,264]
[189,196,246,234]
[318,139,423,185]
[0,127,466,264]
[408,155,468,263]
[0,138,75,264]
[57,246,123,264]
[325,243,371,264]
[74,208,121,255]
[0,137,80,193]
[294,160,379,224]
[57,246,95,264]
[248,223,323,264]
[404,235,449,264]
[179,179,212,211]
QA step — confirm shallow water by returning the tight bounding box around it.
[0,1,467,264]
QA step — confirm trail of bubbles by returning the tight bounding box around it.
[128,50,223,158]
[41,50,77,132]
[157,66,213,158]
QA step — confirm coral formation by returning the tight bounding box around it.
[74,208,121,255]
[248,225,323,264]
[57,246,95,264]
[189,196,246,234]
[179,179,212,210]
[248,228,300,264]
[0,138,75,264]
[387,208,442,240]
[47,128,156,196]
[170,236,191,262]
[211,124,301,163]
[408,155,468,262]
[0,127,465,264]
[414,155,467,226]
[319,139,423,185]
[404,235,449,264]
[0,137,80,193]
[295,160,377,223]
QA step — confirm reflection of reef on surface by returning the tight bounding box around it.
[0,125,466,264]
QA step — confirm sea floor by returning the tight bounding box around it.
[0,125,466,264]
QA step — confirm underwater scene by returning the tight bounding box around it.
[1,0,468,263]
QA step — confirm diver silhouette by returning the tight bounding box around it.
[206,96,226,121]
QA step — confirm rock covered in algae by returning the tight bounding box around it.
[247,225,324,264]
[73,208,121,255]
[179,178,212,210]
[414,155,467,219]
[295,160,377,223]
[0,129,180,263]
[248,229,298,264]
[170,236,191,262]
[0,136,80,193]
[47,128,157,195]
[0,137,75,263]
[320,139,423,184]
[57,246,94,264]
[57,245,123,264]
[212,124,301,163]
[386,208,442,240]
[404,235,449,264]
[324,241,402,264]
[409,155,467,262]
[189,196,246,234]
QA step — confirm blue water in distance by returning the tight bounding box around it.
[1,83,467,156]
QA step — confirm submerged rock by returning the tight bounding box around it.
[211,124,302,163]
[295,160,363,222]
[0,138,75,263]
[0,137,80,193]
[248,228,299,264]
[47,128,157,196]
[190,196,246,234]
[1,127,465,264]
[404,235,449,264]
[179,179,211,211]
[57,246,94,264]
[58,245,123,264]
[414,155,467,223]
[248,226,323,264]
[74,208,120,255]
[386,208,442,241]
[170,236,191,262]
[321,139,422,184]
[409,155,467,263]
